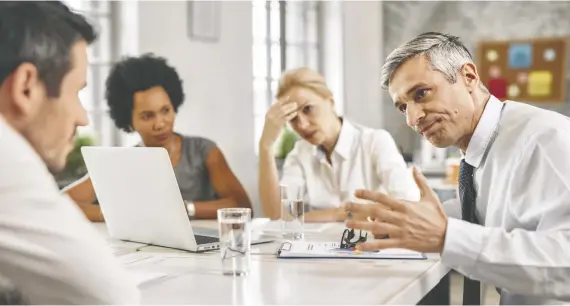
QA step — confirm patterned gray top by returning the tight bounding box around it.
[172,134,219,202]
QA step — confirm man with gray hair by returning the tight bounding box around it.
[344,32,570,305]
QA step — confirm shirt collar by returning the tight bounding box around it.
[313,118,356,161]
[464,95,504,168]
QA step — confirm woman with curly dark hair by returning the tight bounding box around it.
[64,53,252,221]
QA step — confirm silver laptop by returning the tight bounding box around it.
[81,146,274,252]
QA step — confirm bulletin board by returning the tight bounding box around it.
[477,37,568,103]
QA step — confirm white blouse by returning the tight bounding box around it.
[280,119,420,210]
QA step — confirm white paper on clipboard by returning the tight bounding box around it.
[277,241,426,260]
[259,221,335,233]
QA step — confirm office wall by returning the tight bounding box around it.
[137,1,260,214]
[320,1,344,116]
[382,1,570,155]
[341,1,384,130]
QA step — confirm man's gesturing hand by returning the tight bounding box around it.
[344,167,448,253]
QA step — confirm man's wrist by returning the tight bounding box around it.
[440,217,484,268]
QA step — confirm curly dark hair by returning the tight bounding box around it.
[105,53,185,132]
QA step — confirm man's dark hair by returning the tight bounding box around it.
[105,53,185,132]
[0,1,97,97]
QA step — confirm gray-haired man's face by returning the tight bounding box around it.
[388,55,479,149]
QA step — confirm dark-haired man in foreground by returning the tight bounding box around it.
[0,1,140,303]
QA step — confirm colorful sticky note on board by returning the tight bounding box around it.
[488,78,508,100]
[527,71,553,97]
[508,84,520,98]
[489,65,501,78]
[509,43,532,69]
[517,72,528,84]
[486,50,499,62]
[544,48,556,62]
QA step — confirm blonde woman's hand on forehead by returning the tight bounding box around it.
[276,95,293,105]
[259,96,298,149]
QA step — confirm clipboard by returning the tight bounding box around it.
[277,241,427,260]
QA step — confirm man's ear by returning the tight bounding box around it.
[460,62,480,93]
[9,63,43,117]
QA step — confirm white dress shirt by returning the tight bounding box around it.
[0,115,140,304]
[441,95,570,304]
[280,119,420,209]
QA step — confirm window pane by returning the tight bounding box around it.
[99,17,112,62]
[252,0,266,7]
[270,43,281,78]
[285,2,303,44]
[307,47,319,71]
[254,97,267,117]
[89,64,104,111]
[100,111,116,146]
[89,17,111,63]
[252,0,324,155]
[84,0,95,11]
[253,43,268,79]
[270,79,278,104]
[254,78,268,116]
[90,0,110,14]
[306,9,319,44]
[254,115,266,155]
[62,0,118,146]
[252,4,267,41]
[98,65,111,110]
[269,1,280,41]
[308,1,319,11]
[286,45,304,69]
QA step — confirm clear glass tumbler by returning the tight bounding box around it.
[217,208,252,276]
[280,184,305,240]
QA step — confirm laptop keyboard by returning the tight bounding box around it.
[195,235,219,244]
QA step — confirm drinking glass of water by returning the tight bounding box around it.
[217,208,252,276]
[280,184,305,240]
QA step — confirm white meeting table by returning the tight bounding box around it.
[95,220,450,305]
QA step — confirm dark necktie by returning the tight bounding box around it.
[458,159,481,305]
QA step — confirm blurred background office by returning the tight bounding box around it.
[57,0,570,219]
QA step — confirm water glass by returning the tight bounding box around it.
[280,184,305,240]
[217,208,252,276]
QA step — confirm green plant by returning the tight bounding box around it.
[55,135,96,181]
[275,128,299,159]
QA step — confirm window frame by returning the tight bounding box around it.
[64,0,122,147]
[252,0,323,154]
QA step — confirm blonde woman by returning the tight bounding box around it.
[258,67,420,222]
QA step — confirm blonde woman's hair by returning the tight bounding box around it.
[276,67,333,100]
